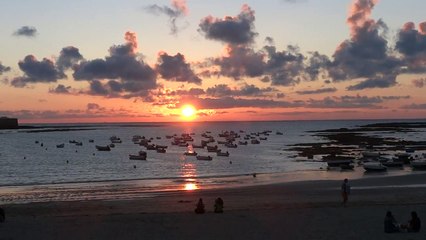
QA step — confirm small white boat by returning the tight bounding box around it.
[363,162,387,172]
[196,155,212,161]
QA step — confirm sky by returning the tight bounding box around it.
[1,0,426,123]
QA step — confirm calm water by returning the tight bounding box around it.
[0,120,425,203]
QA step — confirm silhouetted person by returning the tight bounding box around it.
[408,211,421,232]
[0,207,5,222]
[384,211,399,233]
[214,197,224,213]
[341,178,350,206]
[195,198,205,214]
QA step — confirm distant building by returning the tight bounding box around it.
[0,117,18,129]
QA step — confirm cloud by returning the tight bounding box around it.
[178,96,301,109]
[11,55,66,87]
[402,103,426,109]
[199,4,257,45]
[206,84,277,97]
[156,52,201,84]
[346,74,397,90]
[56,46,84,71]
[328,0,401,85]
[0,62,11,75]
[396,22,426,73]
[296,87,337,95]
[307,95,383,109]
[13,26,38,37]
[48,84,73,94]
[210,44,265,80]
[146,0,188,35]
[412,78,426,88]
[73,32,157,96]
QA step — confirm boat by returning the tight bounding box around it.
[156,148,166,153]
[251,139,260,144]
[207,145,218,152]
[56,143,65,148]
[382,160,404,168]
[197,155,213,161]
[238,141,248,145]
[363,162,387,172]
[259,137,267,141]
[225,143,237,148]
[184,151,198,156]
[129,154,146,160]
[411,159,426,170]
[109,143,115,148]
[111,139,122,143]
[75,142,83,146]
[217,151,229,157]
[340,164,354,170]
[146,144,156,150]
[192,144,205,149]
[361,151,380,158]
[276,131,284,135]
[138,151,147,156]
[96,145,111,151]
[326,159,353,167]
[89,139,94,143]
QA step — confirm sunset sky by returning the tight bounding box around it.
[1,0,426,123]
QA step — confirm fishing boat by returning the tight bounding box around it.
[197,155,213,161]
[217,151,230,157]
[411,159,426,170]
[56,143,65,148]
[129,154,146,160]
[326,159,353,167]
[96,145,111,151]
[156,148,166,153]
[184,151,198,156]
[363,162,387,172]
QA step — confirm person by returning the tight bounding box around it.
[341,178,350,206]
[384,211,400,233]
[195,198,205,214]
[214,197,224,213]
[407,211,421,232]
[0,207,5,223]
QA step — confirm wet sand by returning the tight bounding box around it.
[1,173,426,239]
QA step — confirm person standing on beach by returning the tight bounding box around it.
[341,178,350,206]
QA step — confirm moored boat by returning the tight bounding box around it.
[197,155,213,161]
[217,151,229,157]
[184,151,198,156]
[326,159,353,167]
[363,162,387,172]
[411,159,426,170]
[56,143,65,148]
[96,145,111,151]
[129,154,146,160]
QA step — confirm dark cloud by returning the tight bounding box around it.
[73,32,157,96]
[0,62,11,74]
[156,52,201,84]
[307,95,383,109]
[296,87,337,95]
[49,84,72,94]
[13,26,38,37]
[346,74,397,91]
[87,103,103,111]
[402,103,426,109]
[264,45,305,86]
[328,0,401,85]
[174,88,205,96]
[11,55,66,87]
[211,45,265,80]
[396,22,426,57]
[381,95,410,100]
[56,46,84,71]
[412,78,426,88]
[178,96,301,109]
[146,0,188,35]
[199,4,257,45]
[205,84,276,97]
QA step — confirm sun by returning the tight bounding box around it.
[181,105,196,120]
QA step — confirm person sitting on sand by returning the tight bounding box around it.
[384,211,400,233]
[407,211,421,232]
[214,197,224,213]
[195,198,205,214]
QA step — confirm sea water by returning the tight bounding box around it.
[0,119,424,203]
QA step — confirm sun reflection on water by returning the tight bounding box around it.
[181,162,199,191]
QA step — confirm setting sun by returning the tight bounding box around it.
[181,105,197,120]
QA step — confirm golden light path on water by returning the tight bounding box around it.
[180,160,199,191]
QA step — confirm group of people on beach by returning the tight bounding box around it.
[195,197,224,214]
[384,211,421,233]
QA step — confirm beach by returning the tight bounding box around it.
[1,173,426,239]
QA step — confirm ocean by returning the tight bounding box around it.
[0,119,424,203]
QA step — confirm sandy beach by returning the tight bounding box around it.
[0,173,425,240]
